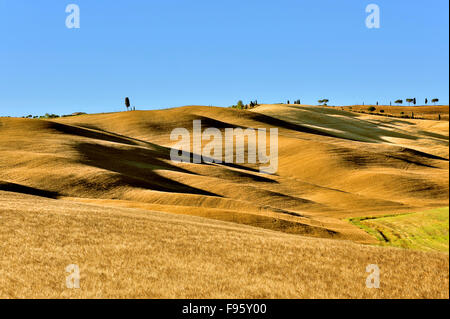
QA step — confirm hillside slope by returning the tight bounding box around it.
[0,104,448,298]
[1,105,448,240]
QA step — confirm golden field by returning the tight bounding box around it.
[0,104,448,298]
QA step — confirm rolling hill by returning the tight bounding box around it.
[0,104,448,298]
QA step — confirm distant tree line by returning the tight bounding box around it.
[362,98,442,106]
[21,112,87,119]
[391,97,440,106]
[231,98,305,110]
[231,100,259,110]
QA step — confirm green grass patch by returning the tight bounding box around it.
[349,207,449,252]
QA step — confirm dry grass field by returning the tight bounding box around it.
[0,104,448,298]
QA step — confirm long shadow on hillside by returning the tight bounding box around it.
[71,123,277,183]
[73,142,220,197]
[74,123,159,148]
[0,181,60,199]
[247,112,420,143]
[418,130,450,143]
[394,148,449,162]
[189,115,342,140]
[288,105,361,118]
[194,111,419,144]
[331,146,444,169]
[68,114,421,177]
[48,122,140,146]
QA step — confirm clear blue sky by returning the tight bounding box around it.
[1,0,448,117]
